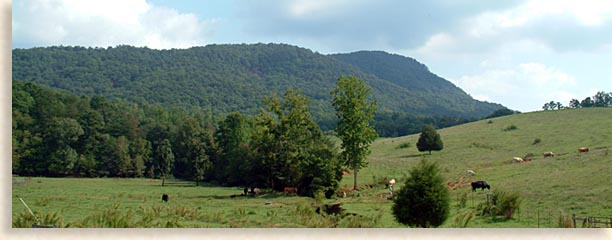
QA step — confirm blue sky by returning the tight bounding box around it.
[11,0,612,112]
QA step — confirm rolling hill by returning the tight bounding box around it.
[12,44,504,128]
[12,108,612,228]
[351,107,612,227]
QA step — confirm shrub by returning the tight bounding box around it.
[532,138,542,145]
[371,175,391,188]
[392,159,450,227]
[476,190,521,220]
[503,125,518,131]
[396,142,411,149]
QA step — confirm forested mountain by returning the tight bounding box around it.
[12,43,504,131]
[331,51,498,117]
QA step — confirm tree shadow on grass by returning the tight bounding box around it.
[401,154,425,158]
[207,192,299,200]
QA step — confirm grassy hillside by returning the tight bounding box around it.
[12,108,612,228]
[355,107,612,226]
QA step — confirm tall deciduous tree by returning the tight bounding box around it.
[156,139,174,186]
[416,125,444,155]
[214,112,253,185]
[392,159,450,228]
[331,75,378,190]
[249,89,341,196]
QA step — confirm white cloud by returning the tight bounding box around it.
[469,0,612,37]
[452,63,577,112]
[12,0,217,49]
[287,0,357,17]
[410,33,455,57]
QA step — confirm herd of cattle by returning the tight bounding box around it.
[213,148,593,200]
[467,147,592,193]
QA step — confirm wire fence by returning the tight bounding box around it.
[503,207,610,228]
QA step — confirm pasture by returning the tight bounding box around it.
[12,108,612,227]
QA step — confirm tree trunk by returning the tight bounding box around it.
[162,178,165,186]
[353,166,358,191]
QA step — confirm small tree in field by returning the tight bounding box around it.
[331,75,377,191]
[392,159,450,228]
[416,125,443,154]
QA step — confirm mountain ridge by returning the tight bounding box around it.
[12,43,505,127]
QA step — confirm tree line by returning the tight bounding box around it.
[13,76,378,197]
[543,91,612,110]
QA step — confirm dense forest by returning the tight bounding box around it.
[12,44,504,132]
[12,81,342,196]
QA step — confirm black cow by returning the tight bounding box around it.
[471,181,490,192]
[162,193,169,202]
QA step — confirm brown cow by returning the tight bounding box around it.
[283,187,298,195]
[578,147,589,153]
[543,152,555,158]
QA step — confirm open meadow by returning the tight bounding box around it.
[12,108,612,228]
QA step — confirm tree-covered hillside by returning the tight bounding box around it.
[331,51,501,118]
[12,43,504,130]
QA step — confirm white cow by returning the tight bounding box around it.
[467,170,475,176]
[512,157,524,163]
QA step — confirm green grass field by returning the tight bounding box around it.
[12,108,612,228]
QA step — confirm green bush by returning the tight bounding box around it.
[532,138,542,145]
[476,190,521,220]
[396,142,411,149]
[503,125,518,131]
[392,159,450,227]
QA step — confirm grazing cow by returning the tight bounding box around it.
[251,187,262,196]
[467,170,475,176]
[283,187,298,195]
[162,194,169,202]
[512,157,524,163]
[578,147,589,153]
[543,152,555,158]
[471,181,491,192]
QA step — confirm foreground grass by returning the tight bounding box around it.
[12,108,612,228]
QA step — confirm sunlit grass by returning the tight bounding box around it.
[12,108,612,227]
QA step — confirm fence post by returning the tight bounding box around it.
[573,214,577,228]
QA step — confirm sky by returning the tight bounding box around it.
[11,0,612,112]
